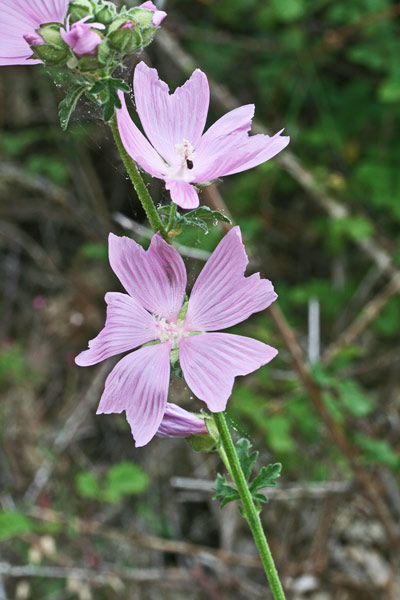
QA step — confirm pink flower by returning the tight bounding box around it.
[61,16,105,57]
[76,227,278,447]
[0,0,69,66]
[157,403,207,438]
[116,62,289,210]
[139,1,167,27]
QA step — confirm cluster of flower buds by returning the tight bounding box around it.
[28,0,166,73]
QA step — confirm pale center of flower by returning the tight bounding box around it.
[169,139,195,180]
[155,318,188,348]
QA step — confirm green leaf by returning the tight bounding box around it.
[212,474,240,508]
[59,83,89,131]
[103,461,150,502]
[249,463,281,496]
[76,471,101,499]
[235,438,258,482]
[158,204,231,235]
[0,511,34,541]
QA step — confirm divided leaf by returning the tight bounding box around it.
[212,473,240,508]
[235,438,259,482]
[159,204,231,235]
[213,438,282,509]
[59,82,90,131]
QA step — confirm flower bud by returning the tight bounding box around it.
[31,26,70,67]
[61,17,105,58]
[38,24,67,50]
[139,1,167,27]
[23,31,44,47]
[94,1,117,25]
[107,18,143,54]
[156,403,208,439]
[67,0,95,23]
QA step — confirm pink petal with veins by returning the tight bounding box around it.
[180,333,278,412]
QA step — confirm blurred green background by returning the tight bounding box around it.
[1,0,400,598]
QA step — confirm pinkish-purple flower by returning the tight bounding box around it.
[139,1,167,27]
[156,403,207,438]
[0,0,69,66]
[61,16,105,57]
[116,62,290,210]
[76,227,278,447]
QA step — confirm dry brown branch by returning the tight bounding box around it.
[0,562,190,586]
[28,506,263,570]
[323,274,400,366]
[170,477,353,501]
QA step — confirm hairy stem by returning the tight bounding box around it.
[167,201,178,231]
[109,114,168,241]
[213,412,286,600]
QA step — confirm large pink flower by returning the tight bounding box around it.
[0,0,69,66]
[116,62,290,210]
[76,227,278,447]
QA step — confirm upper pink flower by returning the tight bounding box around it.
[75,227,278,447]
[116,62,290,210]
[139,1,167,27]
[0,0,69,66]
[61,16,105,57]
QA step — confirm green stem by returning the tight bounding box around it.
[213,412,286,600]
[109,114,168,241]
[167,201,178,232]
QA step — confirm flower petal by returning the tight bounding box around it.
[116,91,166,178]
[201,104,255,140]
[156,403,207,438]
[75,292,157,367]
[0,0,68,64]
[180,333,277,412]
[165,180,199,209]
[185,227,277,331]
[133,62,209,165]
[109,232,187,321]
[193,129,289,183]
[97,343,171,447]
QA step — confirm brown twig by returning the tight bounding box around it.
[0,562,191,586]
[28,506,263,570]
[323,274,400,366]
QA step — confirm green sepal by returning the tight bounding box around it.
[187,432,217,453]
[38,24,66,50]
[32,44,69,66]
[126,7,154,28]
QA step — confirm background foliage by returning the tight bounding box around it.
[1,0,400,598]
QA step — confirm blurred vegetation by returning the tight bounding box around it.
[1,0,400,598]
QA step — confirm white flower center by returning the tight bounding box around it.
[168,139,195,181]
[155,318,188,348]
